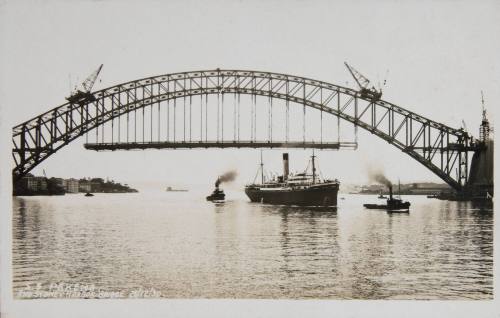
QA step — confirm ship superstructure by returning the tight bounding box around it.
[244,153,339,206]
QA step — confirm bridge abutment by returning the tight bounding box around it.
[466,139,494,197]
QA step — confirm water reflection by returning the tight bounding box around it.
[12,194,493,299]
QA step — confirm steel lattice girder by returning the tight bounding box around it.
[12,69,478,189]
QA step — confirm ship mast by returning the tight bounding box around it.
[311,150,316,184]
[260,150,264,184]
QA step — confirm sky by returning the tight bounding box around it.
[1,0,499,190]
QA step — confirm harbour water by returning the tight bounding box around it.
[12,189,493,299]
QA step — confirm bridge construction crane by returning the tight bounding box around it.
[479,90,491,143]
[461,120,468,133]
[344,62,382,101]
[66,64,103,105]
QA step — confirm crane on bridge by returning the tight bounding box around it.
[66,64,103,105]
[479,90,491,143]
[344,62,382,101]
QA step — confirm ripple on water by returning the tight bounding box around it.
[12,194,493,299]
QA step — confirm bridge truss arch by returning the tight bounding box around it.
[12,69,477,190]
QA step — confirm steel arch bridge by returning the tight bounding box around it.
[12,69,479,190]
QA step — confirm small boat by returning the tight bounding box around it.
[206,178,225,201]
[378,192,387,199]
[85,192,94,197]
[166,186,188,192]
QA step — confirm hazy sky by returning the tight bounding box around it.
[1,0,499,189]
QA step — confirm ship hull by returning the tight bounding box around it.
[245,183,339,206]
[363,202,410,210]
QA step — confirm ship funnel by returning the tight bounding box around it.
[389,184,393,200]
[283,153,289,180]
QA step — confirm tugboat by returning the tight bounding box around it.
[206,178,225,201]
[364,183,410,212]
[84,192,94,197]
[244,152,340,207]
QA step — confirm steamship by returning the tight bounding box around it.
[244,153,340,206]
[363,183,410,211]
[206,177,225,201]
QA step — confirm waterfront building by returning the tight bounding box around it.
[90,181,102,192]
[22,176,48,192]
[79,180,91,193]
[65,178,79,193]
[52,178,65,188]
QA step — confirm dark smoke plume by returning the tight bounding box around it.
[215,170,238,187]
[367,167,392,188]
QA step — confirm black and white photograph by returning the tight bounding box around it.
[0,1,498,317]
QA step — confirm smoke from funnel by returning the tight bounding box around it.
[367,167,392,188]
[215,170,238,187]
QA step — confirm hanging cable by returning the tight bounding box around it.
[174,97,176,142]
[111,97,114,144]
[270,91,273,141]
[337,90,340,143]
[166,83,169,142]
[251,93,254,141]
[234,89,236,141]
[205,89,208,142]
[217,92,220,142]
[150,84,153,142]
[118,94,121,143]
[101,99,105,144]
[95,112,99,143]
[142,100,145,143]
[320,87,323,144]
[238,90,241,142]
[189,82,192,142]
[254,78,257,141]
[158,86,161,142]
[303,83,306,143]
[268,88,271,141]
[221,73,224,142]
[167,98,170,141]
[221,90,224,142]
[200,86,203,141]
[269,79,272,142]
[183,82,186,142]
[134,88,137,142]
[237,79,241,142]
[126,91,129,142]
[354,97,358,144]
[286,80,289,142]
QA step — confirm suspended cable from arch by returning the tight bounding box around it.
[222,91,224,142]
[303,82,306,143]
[233,90,236,141]
[174,97,176,142]
[189,81,192,142]
[167,98,170,142]
[158,84,161,142]
[320,87,323,144]
[182,76,186,141]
